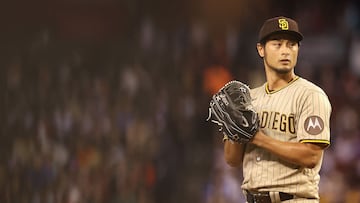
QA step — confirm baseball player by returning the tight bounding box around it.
[223,16,332,202]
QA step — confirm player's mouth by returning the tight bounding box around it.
[279,59,291,64]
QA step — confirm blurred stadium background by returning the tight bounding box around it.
[2,0,360,202]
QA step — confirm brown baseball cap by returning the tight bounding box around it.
[258,16,303,43]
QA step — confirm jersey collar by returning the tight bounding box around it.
[265,76,300,94]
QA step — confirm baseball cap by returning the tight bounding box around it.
[258,16,303,43]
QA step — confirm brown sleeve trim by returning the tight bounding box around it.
[300,139,330,149]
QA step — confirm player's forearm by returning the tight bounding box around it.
[251,131,323,168]
[224,140,244,167]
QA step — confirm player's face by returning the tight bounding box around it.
[258,34,299,74]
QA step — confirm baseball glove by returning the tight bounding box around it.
[206,80,259,143]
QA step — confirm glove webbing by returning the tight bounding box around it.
[207,97,253,140]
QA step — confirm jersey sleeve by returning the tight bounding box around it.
[297,90,332,148]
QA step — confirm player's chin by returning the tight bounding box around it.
[274,67,292,74]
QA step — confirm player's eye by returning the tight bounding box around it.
[273,42,282,47]
[287,39,299,47]
[288,42,297,48]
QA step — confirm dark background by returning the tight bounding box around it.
[2,0,360,202]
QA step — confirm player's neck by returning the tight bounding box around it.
[266,73,297,92]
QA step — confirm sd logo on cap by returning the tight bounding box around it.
[278,18,289,30]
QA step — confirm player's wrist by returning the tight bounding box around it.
[249,130,265,146]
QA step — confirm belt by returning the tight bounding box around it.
[246,191,294,203]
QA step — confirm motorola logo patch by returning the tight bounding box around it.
[304,116,324,135]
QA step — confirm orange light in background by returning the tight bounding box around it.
[203,65,233,95]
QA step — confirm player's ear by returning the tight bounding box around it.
[256,43,265,58]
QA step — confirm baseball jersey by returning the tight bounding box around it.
[242,76,331,200]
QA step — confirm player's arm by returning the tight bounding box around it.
[223,135,245,167]
[251,131,324,168]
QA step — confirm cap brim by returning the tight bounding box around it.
[260,30,303,43]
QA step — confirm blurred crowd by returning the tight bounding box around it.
[3,0,360,203]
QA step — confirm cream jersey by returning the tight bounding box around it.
[242,76,332,200]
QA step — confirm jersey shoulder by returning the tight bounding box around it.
[294,77,332,111]
[250,83,266,96]
[295,77,328,97]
